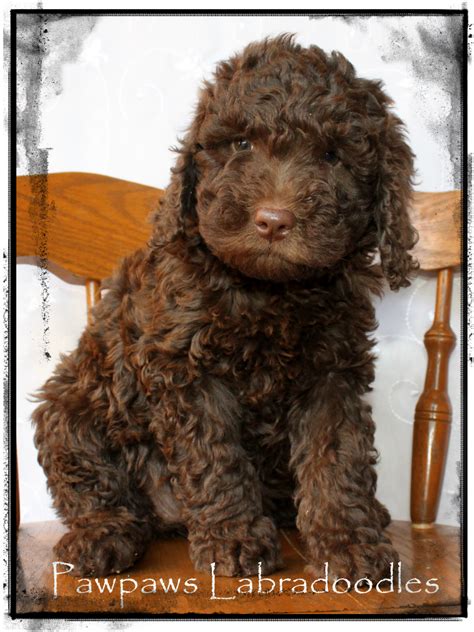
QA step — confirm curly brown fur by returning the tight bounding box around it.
[32,35,417,581]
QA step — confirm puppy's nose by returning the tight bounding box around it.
[254,208,296,241]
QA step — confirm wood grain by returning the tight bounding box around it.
[16,520,462,615]
[410,191,461,270]
[16,172,164,281]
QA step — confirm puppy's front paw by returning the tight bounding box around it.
[305,533,400,584]
[190,515,283,577]
[53,526,145,577]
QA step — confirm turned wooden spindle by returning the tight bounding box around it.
[85,278,101,322]
[410,268,456,526]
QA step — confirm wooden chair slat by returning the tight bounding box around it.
[17,175,461,280]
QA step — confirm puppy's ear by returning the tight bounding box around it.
[154,140,201,246]
[375,111,419,290]
[171,146,200,234]
[157,93,210,244]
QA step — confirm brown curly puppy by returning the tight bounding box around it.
[33,35,417,581]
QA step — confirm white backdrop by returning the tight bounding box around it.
[16,14,462,525]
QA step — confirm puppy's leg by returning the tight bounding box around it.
[33,395,154,577]
[151,379,282,577]
[289,374,399,583]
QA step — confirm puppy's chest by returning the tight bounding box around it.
[202,306,312,407]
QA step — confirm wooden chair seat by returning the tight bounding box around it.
[16,521,461,615]
[15,173,463,616]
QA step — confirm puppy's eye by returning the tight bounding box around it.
[323,150,338,164]
[233,138,253,151]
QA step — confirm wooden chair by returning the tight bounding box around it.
[15,173,463,615]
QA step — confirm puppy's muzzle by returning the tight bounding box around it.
[254,207,296,242]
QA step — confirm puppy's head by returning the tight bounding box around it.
[166,34,418,289]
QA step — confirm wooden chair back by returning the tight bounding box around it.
[16,174,462,528]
